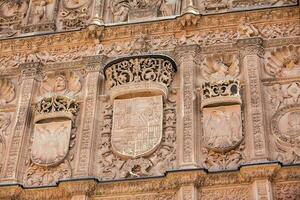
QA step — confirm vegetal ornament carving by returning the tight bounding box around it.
[39,71,81,97]
[0,78,15,105]
[271,104,300,164]
[265,45,300,77]
[59,0,92,29]
[104,55,176,100]
[201,80,241,108]
[24,160,71,187]
[201,54,240,82]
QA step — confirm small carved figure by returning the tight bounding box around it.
[111,0,129,22]
[238,21,259,38]
[32,0,48,24]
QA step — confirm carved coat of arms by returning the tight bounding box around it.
[31,121,72,166]
[112,95,163,158]
[31,96,78,166]
[203,105,243,153]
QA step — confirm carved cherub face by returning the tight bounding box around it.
[40,1,47,6]
[54,76,67,92]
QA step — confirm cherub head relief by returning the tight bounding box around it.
[40,71,81,97]
[201,54,240,82]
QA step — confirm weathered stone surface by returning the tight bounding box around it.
[0,1,299,199]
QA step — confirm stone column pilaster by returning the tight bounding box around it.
[91,0,104,25]
[237,37,268,162]
[176,45,199,169]
[252,180,273,200]
[178,185,198,200]
[74,56,103,177]
[2,62,40,182]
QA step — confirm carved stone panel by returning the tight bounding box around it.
[58,0,93,30]
[112,95,163,158]
[0,0,29,37]
[203,105,243,153]
[0,78,16,106]
[31,120,72,166]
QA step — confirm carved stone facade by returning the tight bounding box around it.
[0,1,299,199]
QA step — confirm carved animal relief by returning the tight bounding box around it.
[201,54,240,82]
[201,80,244,171]
[99,55,177,179]
[25,95,79,186]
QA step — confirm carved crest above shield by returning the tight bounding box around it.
[31,95,79,166]
[104,54,176,161]
[112,95,163,158]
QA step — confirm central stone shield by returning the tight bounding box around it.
[112,95,163,158]
[31,120,72,166]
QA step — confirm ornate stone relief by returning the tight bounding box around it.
[22,0,58,33]
[201,80,244,171]
[39,71,82,97]
[0,112,11,173]
[97,55,177,179]
[109,0,176,23]
[58,0,92,30]
[200,0,297,13]
[274,182,300,200]
[266,81,300,164]
[0,0,29,37]
[200,186,251,200]
[201,54,240,82]
[24,95,79,186]
[265,45,300,78]
[0,78,16,106]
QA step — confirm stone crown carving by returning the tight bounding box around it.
[34,95,79,123]
[104,55,177,100]
[201,80,241,108]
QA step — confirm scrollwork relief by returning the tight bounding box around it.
[59,0,92,30]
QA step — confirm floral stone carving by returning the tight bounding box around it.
[104,55,176,101]
[0,78,15,105]
[265,45,300,77]
[201,80,244,171]
[25,95,79,186]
